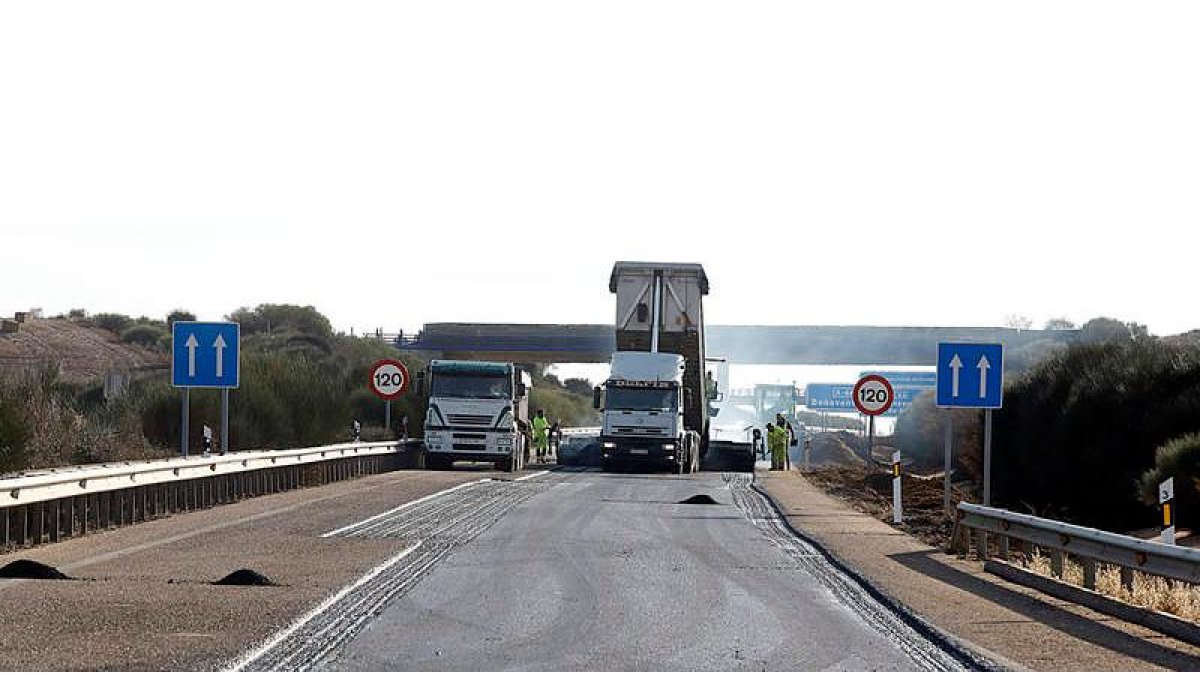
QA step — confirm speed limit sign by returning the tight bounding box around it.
[852,375,894,416]
[369,359,410,400]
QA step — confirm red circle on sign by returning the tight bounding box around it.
[369,359,410,400]
[852,375,894,416]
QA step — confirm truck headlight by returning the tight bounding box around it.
[662,443,676,451]
[602,441,616,449]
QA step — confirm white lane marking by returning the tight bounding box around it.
[227,541,423,672]
[514,470,549,482]
[320,479,492,538]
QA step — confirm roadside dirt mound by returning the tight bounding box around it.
[809,432,868,467]
[0,318,167,383]
[0,559,70,580]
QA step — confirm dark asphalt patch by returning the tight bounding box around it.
[678,494,721,505]
[0,559,71,580]
[214,569,277,586]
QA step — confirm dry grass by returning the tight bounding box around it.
[1020,549,1200,622]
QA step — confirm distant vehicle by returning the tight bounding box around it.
[419,360,532,472]
[556,428,601,467]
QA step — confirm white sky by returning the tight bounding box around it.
[3,1,1198,336]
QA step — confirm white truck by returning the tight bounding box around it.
[420,360,531,472]
[595,350,701,473]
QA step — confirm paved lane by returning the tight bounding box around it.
[315,470,967,671]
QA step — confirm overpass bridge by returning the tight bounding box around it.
[395,323,1077,365]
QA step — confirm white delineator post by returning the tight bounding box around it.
[892,450,902,524]
[1161,477,1176,545]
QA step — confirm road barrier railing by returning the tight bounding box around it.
[954,502,1200,590]
[0,440,423,552]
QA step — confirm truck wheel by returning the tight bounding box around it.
[428,455,449,471]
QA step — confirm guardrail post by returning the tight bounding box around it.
[1120,567,1134,593]
[998,534,1010,561]
[1051,549,1064,578]
[975,528,989,560]
[1082,558,1098,590]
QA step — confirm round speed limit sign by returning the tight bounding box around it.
[369,359,410,400]
[852,375,894,416]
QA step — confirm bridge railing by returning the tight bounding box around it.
[954,502,1200,589]
[0,440,423,552]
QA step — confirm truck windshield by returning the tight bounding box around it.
[606,386,677,411]
[431,374,511,399]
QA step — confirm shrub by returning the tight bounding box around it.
[166,309,196,326]
[121,324,167,348]
[993,339,1200,530]
[92,313,134,334]
[1139,433,1200,528]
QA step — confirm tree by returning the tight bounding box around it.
[1043,317,1077,331]
[167,309,196,326]
[1078,317,1149,344]
[1004,315,1034,330]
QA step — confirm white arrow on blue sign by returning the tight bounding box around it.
[936,342,1003,408]
[172,322,240,388]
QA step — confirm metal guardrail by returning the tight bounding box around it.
[0,440,424,551]
[955,502,1200,589]
[0,441,407,508]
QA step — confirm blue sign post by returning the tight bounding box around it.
[936,342,1004,506]
[172,322,240,457]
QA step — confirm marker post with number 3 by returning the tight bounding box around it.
[369,359,410,437]
[853,375,898,522]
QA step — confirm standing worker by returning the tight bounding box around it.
[775,413,796,470]
[532,409,551,463]
[767,422,788,471]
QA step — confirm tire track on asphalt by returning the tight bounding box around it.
[723,473,977,672]
[233,476,554,671]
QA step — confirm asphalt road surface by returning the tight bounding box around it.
[242,469,973,671]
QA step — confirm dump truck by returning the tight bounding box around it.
[595,262,710,472]
[419,360,532,472]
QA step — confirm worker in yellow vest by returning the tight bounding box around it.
[532,409,551,462]
[767,422,788,471]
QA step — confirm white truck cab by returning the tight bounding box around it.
[422,360,531,472]
[596,351,699,472]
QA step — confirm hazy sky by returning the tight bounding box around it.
[3,1,1198,336]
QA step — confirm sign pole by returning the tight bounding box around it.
[867,415,875,461]
[180,388,190,458]
[943,415,954,517]
[892,450,902,524]
[385,400,392,437]
[221,388,230,455]
[983,409,993,507]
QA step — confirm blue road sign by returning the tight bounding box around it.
[936,342,1003,408]
[808,382,927,416]
[172,322,240,388]
[859,371,936,388]
[805,383,856,412]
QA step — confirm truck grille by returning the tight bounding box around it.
[452,443,488,451]
[447,414,493,426]
[614,427,668,436]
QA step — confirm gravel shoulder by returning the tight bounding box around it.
[0,466,520,671]
[759,470,1200,671]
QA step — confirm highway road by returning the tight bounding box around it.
[240,469,976,671]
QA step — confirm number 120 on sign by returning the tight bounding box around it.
[853,375,894,416]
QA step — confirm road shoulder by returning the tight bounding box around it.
[758,470,1200,672]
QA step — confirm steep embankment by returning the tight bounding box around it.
[0,318,166,383]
